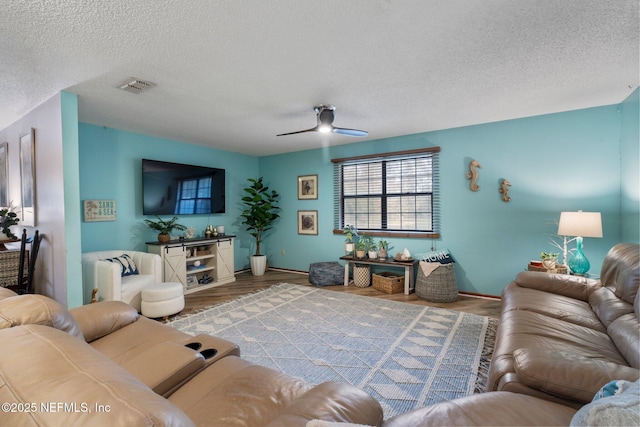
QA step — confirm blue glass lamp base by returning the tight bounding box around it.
[568,237,590,276]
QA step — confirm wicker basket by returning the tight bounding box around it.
[372,272,404,294]
[415,262,458,303]
[353,264,371,288]
[0,251,28,288]
[527,264,568,274]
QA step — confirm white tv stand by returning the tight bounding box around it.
[147,236,236,295]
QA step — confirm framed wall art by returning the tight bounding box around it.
[298,174,318,200]
[298,210,318,235]
[19,128,36,226]
[0,142,8,207]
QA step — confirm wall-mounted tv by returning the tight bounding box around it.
[142,159,225,215]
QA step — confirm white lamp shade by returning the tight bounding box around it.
[557,211,603,238]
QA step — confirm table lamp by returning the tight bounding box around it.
[557,211,603,275]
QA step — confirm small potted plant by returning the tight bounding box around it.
[377,239,392,260]
[540,252,559,270]
[367,240,377,259]
[355,233,368,259]
[144,215,187,243]
[0,204,20,240]
[343,224,358,256]
[357,234,374,259]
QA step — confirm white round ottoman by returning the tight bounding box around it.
[141,282,185,318]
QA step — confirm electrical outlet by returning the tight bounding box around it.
[281,249,286,255]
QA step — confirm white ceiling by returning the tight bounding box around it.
[2,1,638,156]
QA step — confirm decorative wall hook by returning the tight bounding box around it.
[499,179,511,202]
[466,160,481,191]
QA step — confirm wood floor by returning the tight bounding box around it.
[181,269,502,319]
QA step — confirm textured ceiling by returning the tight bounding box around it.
[1,1,638,156]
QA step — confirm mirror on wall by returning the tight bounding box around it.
[19,128,36,226]
[0,142,7,207]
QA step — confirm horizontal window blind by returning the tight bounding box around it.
[333,148,440,236]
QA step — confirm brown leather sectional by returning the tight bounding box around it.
[1,242,638,426]
[488,242,640,406]
[0,288,383,426]
[383,242,640,426]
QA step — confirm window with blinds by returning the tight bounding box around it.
[333,148,440,237]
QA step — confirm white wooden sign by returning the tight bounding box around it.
[84,200,116,222]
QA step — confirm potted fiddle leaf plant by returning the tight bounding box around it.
[144,216,186,243]
[241,177,280,276]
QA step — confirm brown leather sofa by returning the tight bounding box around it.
[383,242,639,426]
[0,288,383,426]
[488,242,640,407]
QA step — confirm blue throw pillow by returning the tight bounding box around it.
[104,254,139,277]
[570,379,640,426]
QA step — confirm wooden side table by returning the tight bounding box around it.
[340,256,416,295]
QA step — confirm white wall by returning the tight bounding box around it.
[0,93,70,305]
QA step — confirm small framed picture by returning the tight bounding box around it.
[298,174,318,200]
[298,210,318,235]
[186,275,197,287]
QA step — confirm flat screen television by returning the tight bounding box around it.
[142,159,225,215]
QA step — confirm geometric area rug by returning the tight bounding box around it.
[168,283,495,419]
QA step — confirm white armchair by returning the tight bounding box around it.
[81,250,162,311]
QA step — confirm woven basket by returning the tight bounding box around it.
[353,264,371,288]
[415,262,458,302]
[372,272,404,294]
[0,251,28,288]
[527,264,568,274]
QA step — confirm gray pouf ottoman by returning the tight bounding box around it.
[309,262,344,287]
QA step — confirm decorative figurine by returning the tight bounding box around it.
[499,179,511,202]
[466,159,481,191]
[185,227,196,239]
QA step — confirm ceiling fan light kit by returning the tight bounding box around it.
[277,104,368,137]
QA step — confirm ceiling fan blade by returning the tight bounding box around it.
[332,127,368,137]
[276,127,318,136]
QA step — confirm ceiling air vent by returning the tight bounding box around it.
[115,77,156,94]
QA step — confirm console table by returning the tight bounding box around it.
[339,256,417,295]
[148,236,235,295]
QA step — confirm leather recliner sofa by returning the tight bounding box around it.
[0,287,383,426]
[382,242,640,426]
[487,242,640,407]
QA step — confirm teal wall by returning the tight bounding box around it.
[79,124,259,302]
[78,100,635,298]
[260,105,624,296]
[620,88,640,243]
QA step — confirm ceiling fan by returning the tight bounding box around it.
[277,104,368,137]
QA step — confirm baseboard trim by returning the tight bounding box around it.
[265,266,501,299]
[268,267,309,275]
[458,291,501,300]
[234,267,309,275]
